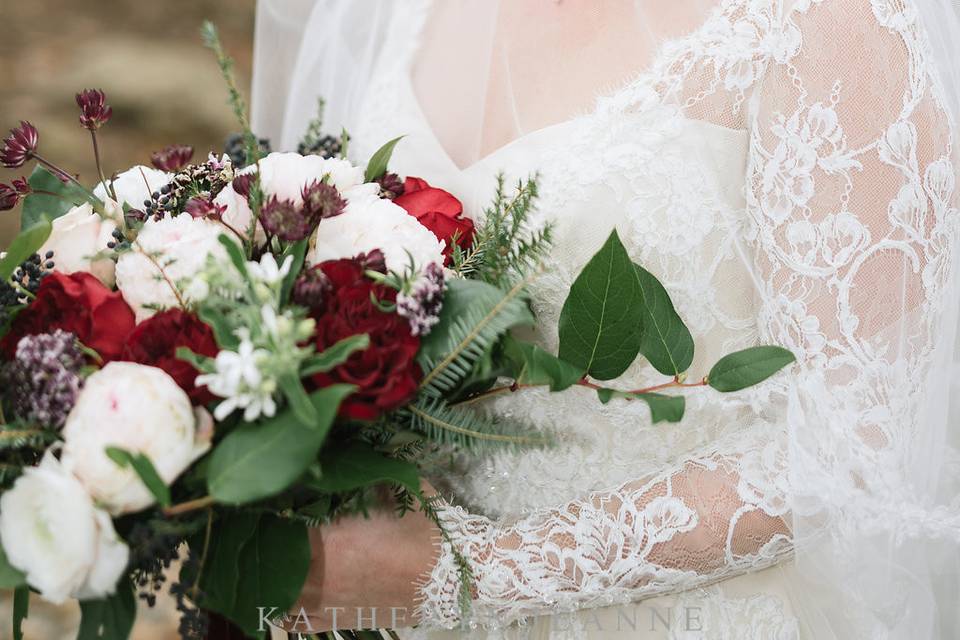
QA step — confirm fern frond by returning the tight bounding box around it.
[406,397,549,452]
[420,279,530,397]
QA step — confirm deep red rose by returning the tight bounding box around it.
[309,258,421,420]
[394,177,474,264]
[1,272,135,361]
[121,309,219,405]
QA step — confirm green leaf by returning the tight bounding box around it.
[12,585,27,640]
[633,263,695,376]
[21,165,93,230]
[0,220,52,281]
[207,384,354,504]
[0,543,26,589]
[229,515,311,638]
[219,234,249,278]
[558,230,643,380]
[363,136,404,182]
[174,346,215,374]
[300,334,370,376]
[596,389,685,423]
[707,346,796,392]
[280,239,309,304]
[197,306,240,351]
[308,441,421,495]
[105,446,171,508]
[502,336,583,391]
[77,578,136,640]
[279,373,318,427]
[184,512,259,615]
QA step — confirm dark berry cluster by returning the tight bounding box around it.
[298,133,342,159]
[224,132,272,168]
[169,551,209,639]
[0,252,53,327]
[126,521,183,608]
[144,158,235,221]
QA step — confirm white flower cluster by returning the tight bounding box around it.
[0,362,211,603]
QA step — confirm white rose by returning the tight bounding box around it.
[214,152,371,237]
[116,214,229,322]
[39,203,117,286]
[0,452,129,603]
[61,362,212,515]
[94,165,172,210]
[308,194,446,274]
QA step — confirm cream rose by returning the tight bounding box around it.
[60,362,212,515]
[39,203,117,286]
[115,214,230,322]
[308,194,446,274]
[0,452,129,603]
[94,165,172,210]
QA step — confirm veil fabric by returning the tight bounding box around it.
[252,1,960,637]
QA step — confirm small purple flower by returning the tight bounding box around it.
[396,262,446,336]
[151,144,194,172]
[1,121,39,169]
[232,173,255,198]
[11,176,30,195]
[292,267,333,313]
[0,183,20,211]
[184,196,226,220]
[260,195,311,242]
[76,89,113,130]
[376,172,405,200]
[2,330,85,429]
[302,180,346,222]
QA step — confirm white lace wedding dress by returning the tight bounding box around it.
[252,0,960,638]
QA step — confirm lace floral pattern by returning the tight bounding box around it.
[348,0,958,635]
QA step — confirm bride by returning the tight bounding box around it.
[251,1,960,638]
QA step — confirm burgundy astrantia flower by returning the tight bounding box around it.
[260,196,311,242]
[75,89,112,131]
[11,177,30,195]
[232,173,255,198]
[301,180,346,222]
[151,144,194,172]
[184,196,226,220]
[0,184,19,211]
[1,121,39,169]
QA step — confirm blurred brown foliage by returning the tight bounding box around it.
[0,0,256,250]
[0,2,255,638]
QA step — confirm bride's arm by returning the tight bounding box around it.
[416,0,956,629]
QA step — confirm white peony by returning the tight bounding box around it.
[0,452,129,603]
[60,362,212,515]
[39,203,117,286]
[116,214,230,322]
[308,194,446,274]
[94,165,172,210]
[214,152,370,236]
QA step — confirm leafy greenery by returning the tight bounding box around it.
[595,389,686,423]
[451,175,553,287]
[408,397,549,451]
[502,335,583,391]
[77,578,136,640]
[363,136,404,182]
[12,586,27,640]
[558,230,643,380]
[207,385,354,504]
[633,263,694,376]
[0,544,25,589]
[308,441,421,494]
[20,165,97,230]
[707,346,796,392]
[0,220,52,282]
[105,447,172,508]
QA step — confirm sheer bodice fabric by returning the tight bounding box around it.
[252,0,960,637]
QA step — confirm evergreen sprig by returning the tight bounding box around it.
[407,398,548,452]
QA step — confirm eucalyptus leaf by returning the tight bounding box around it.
[300,334,370,376]
[105,446,171,508]
[0,220,52,281]
[707,346,796,392]
[77,578,136,640]
[633,263,694,376]
[183,512,258,615]
[21,165,93,230]
[279,374,319,427]
[308,441,421,495]
[363,136,404,182]
[558,230,642,380]
[207,384,354,504]
[596,389,686,423]
[502,335,583,391]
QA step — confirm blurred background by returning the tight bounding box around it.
[0,1,256,637]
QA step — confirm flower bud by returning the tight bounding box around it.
[76,89,113,131]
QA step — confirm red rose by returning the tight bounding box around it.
[1,272,135,361]
[394,177,474,264]
[121,309,219,405]
[309,258,421,420]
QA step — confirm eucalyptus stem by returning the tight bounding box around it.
[455,374,708,407]
[89,130,116,201]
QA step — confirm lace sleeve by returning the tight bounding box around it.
[415,0,956,630]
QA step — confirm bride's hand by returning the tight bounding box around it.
[279,481,442,633]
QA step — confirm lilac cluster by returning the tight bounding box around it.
[397,262,446,336]
[3,330,85,429]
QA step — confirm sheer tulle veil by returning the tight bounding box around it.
[251,1,960,637]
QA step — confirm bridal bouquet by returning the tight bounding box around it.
[0,24,794,640]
